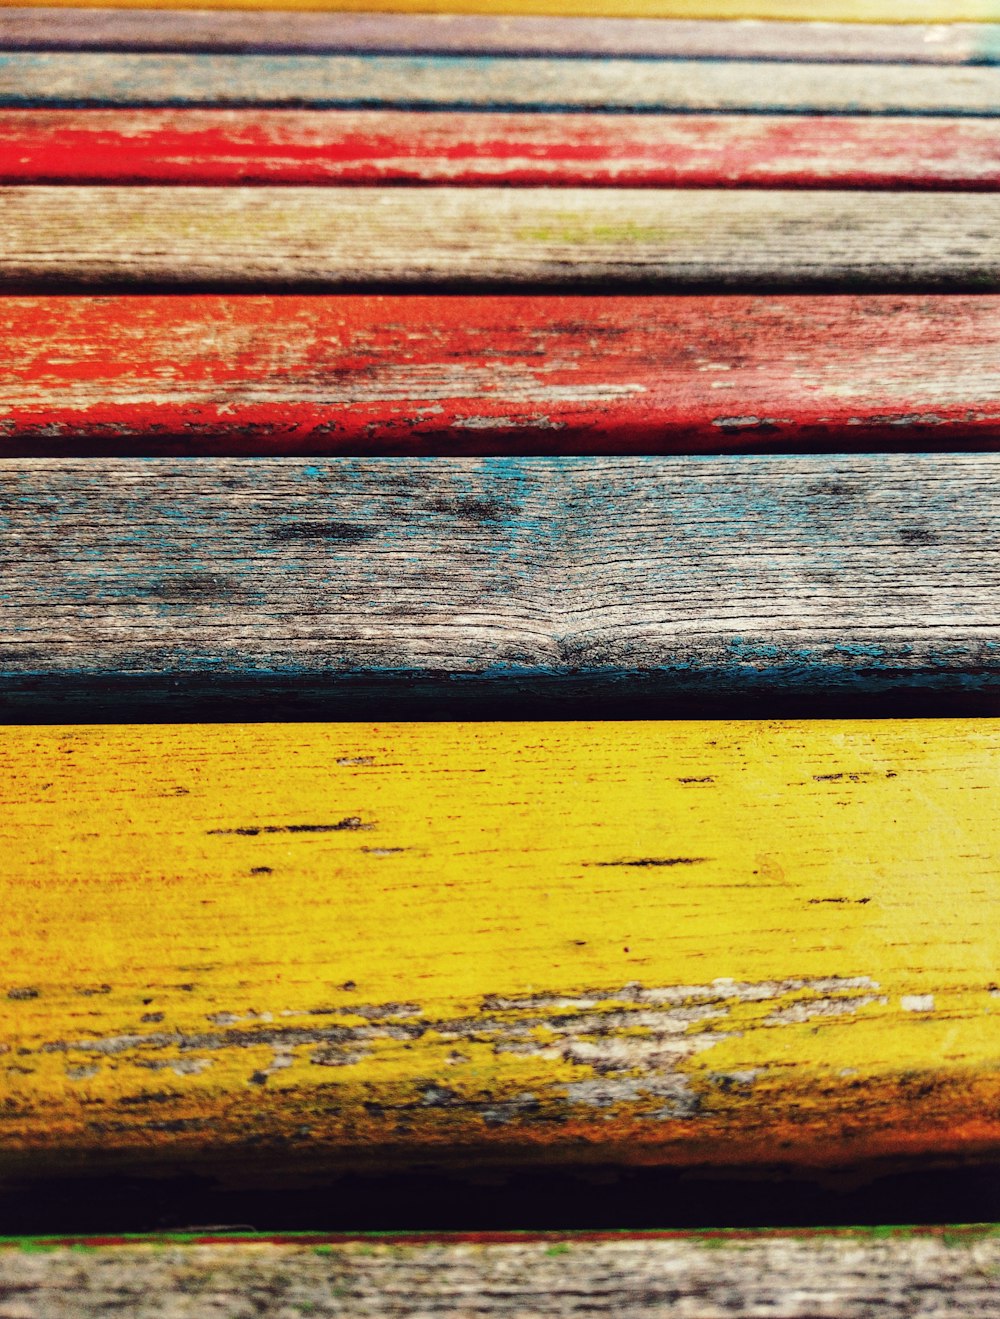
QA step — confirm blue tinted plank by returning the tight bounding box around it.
[2,52,1000,112]
[0,455,996,717]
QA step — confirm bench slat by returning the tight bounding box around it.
[4,110,998,188]
[1,719,998,1176]
[3,0,1000,20]
[0,455,996,715]
[1,1231,1000,1318]
[2,10,999,61]
[4,186,1000,291]
[4,53,1000,113]
[3,294,1000,455]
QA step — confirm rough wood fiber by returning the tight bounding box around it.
[1,1230,1000,1318]
[4,187,1000,290]
[2,10,999,62]
[4,10,1000,62]
[4,0,1000,18]
[6,110,1000,188]
[4,295,1000,455]
[5,53,1000,113]
[0,720,999,1175]
[0,456,996,714]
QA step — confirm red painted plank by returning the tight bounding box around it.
[2,109,999,188]
[3,294,999,454]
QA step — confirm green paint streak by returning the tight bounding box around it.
[517,223,672,247]
[2,1225,999,1253]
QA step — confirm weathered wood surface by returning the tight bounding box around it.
[3,10,999,62]
[0,456,996,715]
[5,54,1000,114]
[6,110,999,189]
[4,295,1000,455]
[0,720,998,1176]
[5,187,1000,291]
[4,0,1000,19]
[1,1230,1000,1318]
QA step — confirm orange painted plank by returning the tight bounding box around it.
[2,109,999,188]
[2,294,1000,454]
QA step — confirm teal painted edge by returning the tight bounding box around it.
[975,26,1000,59]
[1,52,1000,112]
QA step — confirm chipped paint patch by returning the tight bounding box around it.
[901,995,936,1013]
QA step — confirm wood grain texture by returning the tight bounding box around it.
[2,1230,1000,1318]
[1,719,999,1178]
[3,0,1000,18]
[6,110,1000,189]
[4,187,1000,291]
[5,53,1000,113]
[4,295,1000,456]
[0,456,997,715]
[3,10,1000,62]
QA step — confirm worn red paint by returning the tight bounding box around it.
[1,109,998,188]
[3,294,1000,455]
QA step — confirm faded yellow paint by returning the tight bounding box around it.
[1,720,998,1173]
[3,0,999,18]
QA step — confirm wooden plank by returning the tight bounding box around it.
[1,1230,1000,1318]
[5,110,1000,189]
[4,186,1000,292]
[3,0,1000,21]
[0,719,998,1178]
[3,295,1000,456]
[4,53,1000,114]
[3,10,1000,62]
[0,456,996,716]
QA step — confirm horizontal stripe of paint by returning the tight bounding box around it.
[9,1228,997,1247]
[4,0,1000,21]
[1,1233,999,1316]
[1,720,998,1176]
[4,110,999,188]
[3,53,1000,114]
[0,456,996,717]
[3,10,1000,63]
[3,295,1000,455]
[3,187,999,292]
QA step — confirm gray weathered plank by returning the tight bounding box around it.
[0,455,996,715]
[3,52,1000,113]
[0,1231,998,1319]
[4,186,1000,291]
[2,9,999,62]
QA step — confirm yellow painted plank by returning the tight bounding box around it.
[4,0,1000,20]
[1,720,999,1180]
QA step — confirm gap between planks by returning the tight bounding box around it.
[4,187,1000,290]
[1,10,999,62]
[0,455,997,714]
[1,1231,999,1318]
[0,719,998,1175]
[2,294,1000,455]
[3,110,999,188]
[5,53,1000,112]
